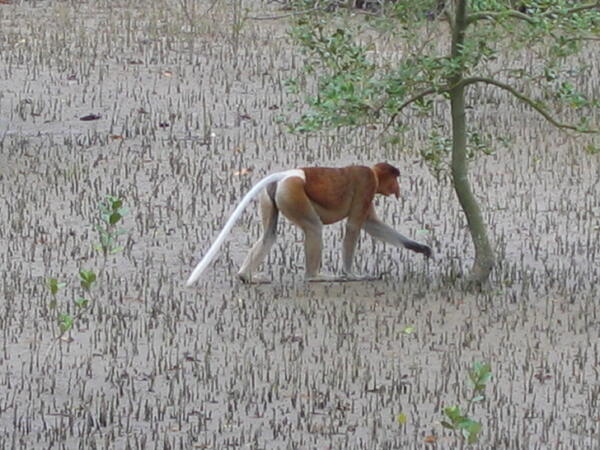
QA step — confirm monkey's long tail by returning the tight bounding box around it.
[186,170,296,287]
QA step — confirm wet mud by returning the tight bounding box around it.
[0,1,599,448]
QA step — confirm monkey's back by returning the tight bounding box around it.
[301,165,376,224]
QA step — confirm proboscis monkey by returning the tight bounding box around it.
[186,163,431,286]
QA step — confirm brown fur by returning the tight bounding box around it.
[237,163,430,282]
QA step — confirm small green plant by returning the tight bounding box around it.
[584,142,600,155]
[45,196,126,363]
[79,269,96,290]
[57,312,74,334]
[441,361,491,444]
[95,195,127,257]
[47,277,66,310]
[46,269,96,338]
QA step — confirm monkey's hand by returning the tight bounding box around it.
[404,241,432,259]
[420,244,432,259]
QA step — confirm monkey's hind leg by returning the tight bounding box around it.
[274,176,327,281]
[237,188,279,283]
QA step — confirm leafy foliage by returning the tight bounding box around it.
[58,313,74,334]
[46,270,96,336]
[288,21,380,131]
[79,269,97,291]
[441,361,492,444]
[287,0,599,170]
[422,129,496,179]
[47,278,66,297]
[285,0,598,284]
[95,195,128,257]
[287,0,598,283]
[45,196,127,350]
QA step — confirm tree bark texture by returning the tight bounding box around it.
[449,0,495,283]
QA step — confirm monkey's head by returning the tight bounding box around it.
[373,163,400,199]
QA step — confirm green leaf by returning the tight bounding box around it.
[79,270,96,290]
[402,325,415,334]
[47,278,67,296]
[58,313,73,333]
[471,362,492,385]
[109,212,122,225]
[474,383,487,393]
[444,405,463,423]
[441,421,455,430]
[111,199,123,210]
[584,143,600,155]
[457,418,476,430]
[74,297,89,308]
[463,420,482,444]
[95,224,110,237]
[480,370,492,383]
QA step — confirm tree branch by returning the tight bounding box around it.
[247,7,324,21]
[467,2,600,27]
[381,87,446,133]
[566,1,600,16]
[467,9,536,26]
[459,76,599,133]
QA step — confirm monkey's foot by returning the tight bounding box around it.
[237,273,271,284]
[340,272,384,282]
[306,273,383,283]
[305,274,339,283]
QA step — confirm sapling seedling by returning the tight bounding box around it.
[45,269,96,338]
[47,277,66,310]
[441,361,491,444]
[95,195,128,258]
[58,313,74,334]
[44,196,127,365]
[43,269,96,363]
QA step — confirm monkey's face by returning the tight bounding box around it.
[378,175,400,198]
[373,163,401,199]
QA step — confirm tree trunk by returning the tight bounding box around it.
[449,0,495,283]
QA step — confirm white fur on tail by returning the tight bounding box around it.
[186,169,305,287]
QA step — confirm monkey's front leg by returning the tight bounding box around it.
[302,222,378,282]
[363,218,432,258]
[303,223,357,282]
[338,222,363,280]
[334,222,382,281]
